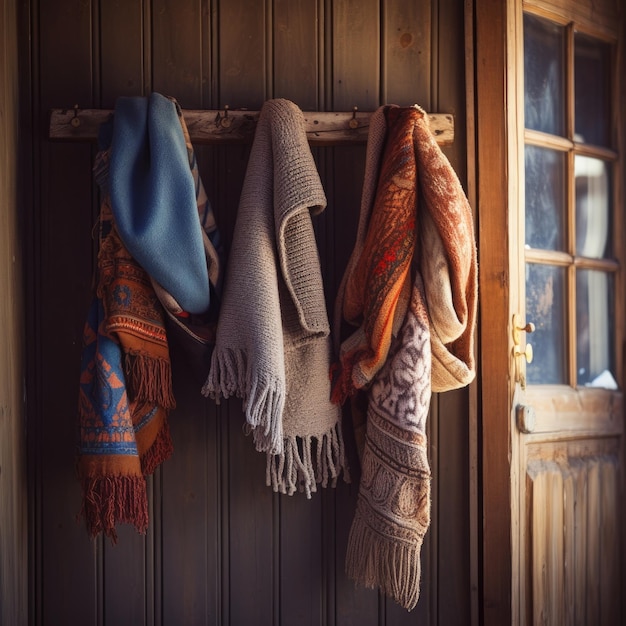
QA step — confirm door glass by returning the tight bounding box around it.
[524,14,565,136]
[575,155,611,258]
[524,12,618,389]
[525,145,566,251]
[574,34,611,147]
[576,269,616,388]
[526,263,567,384]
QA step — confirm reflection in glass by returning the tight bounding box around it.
[575,34,611,147]
[525,146,565,251]
[575,156,611,258]
[524,13,565,136]
[576,270,616,388]
[526,263,567,384]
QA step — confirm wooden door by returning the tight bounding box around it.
[477,0,625,623]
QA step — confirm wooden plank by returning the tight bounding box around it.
[529,461,564,625]
[524,386,623,436]
[0,0,27,622]
[523,0,621,38]
[219,0,267,109]
[585,459,601,624]
[475,0,517,622]
[100,0,144,105]
[279,495,324,625]
[332,0,379,110]
[34,8,100,624]
[273,0,319,110]
[226,408,276,626]
[48,107,455,146]
[562,463,576,626]
[434,390,472,626]
[599,458,620,625]
[382,0,431,107]
[161,379,219,624]
[103,529,147,626]
[573,459,588,625]
[151,0,204,107]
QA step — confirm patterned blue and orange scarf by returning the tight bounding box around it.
[77,94,221,541]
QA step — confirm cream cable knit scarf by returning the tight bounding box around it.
[203,98,348,496]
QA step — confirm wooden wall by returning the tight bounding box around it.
[0,0,27,623]
[19,1,474,624]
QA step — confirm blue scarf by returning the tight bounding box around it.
[102,92,211,314]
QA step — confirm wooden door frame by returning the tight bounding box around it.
[472,0,525,623]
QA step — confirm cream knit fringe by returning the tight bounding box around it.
[266,424,348,498]
[345,504,428,611]
[203,347,285,455]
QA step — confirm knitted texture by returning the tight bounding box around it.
[203,98,348,496]
[332,105,477,400]
[334,105,477,610]
[345,278,431,611]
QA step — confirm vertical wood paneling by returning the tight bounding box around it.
[562,463,575,626]
[585,459,601,623]
[527,446,621,626]
[273,0,320,109]
[435,391,472,626]
[99,1,145,105]
[328,4,382,614]
[218,0,267,108]
[217,5,277,623]
[599,459,620,625]
[331,0,379,110]
[226,413,276,626]
[35,3,98,621]
[0,0,27,623]
[573,460,588,624]
[97,7,154,623]
[21,1,473,625]
[152,0,204,106]
[382,0,431,107]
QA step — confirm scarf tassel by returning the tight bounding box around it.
[265,423,350,498]
[345,511,426,612]
[140,420,174,476]
[124,350,176,409]
[204,347,285,455]
[79,474,149,543]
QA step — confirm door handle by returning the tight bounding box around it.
[514,342,534,363]
[512,313,535,347]
[512,314,535,387]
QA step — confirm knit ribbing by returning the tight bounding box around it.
[203,98,348,493]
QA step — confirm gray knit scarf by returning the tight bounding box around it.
[203,98,348,496]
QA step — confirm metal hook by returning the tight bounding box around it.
[220,104,231,128]
[349,106,359,129]
[71,104,81,128]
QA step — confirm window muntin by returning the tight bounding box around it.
[523,12,618,389]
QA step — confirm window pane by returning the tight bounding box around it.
[575,156,611,258]
[526,263,567,385]
[576,270,616,388]
[574,34,611,147]
[525,146,566,251]
[524,13,565,136]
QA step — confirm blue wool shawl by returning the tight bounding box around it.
[101,92,210,314]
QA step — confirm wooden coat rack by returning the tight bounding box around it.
[49,105,454,146]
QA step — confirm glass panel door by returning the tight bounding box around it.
[523,11,619,390]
